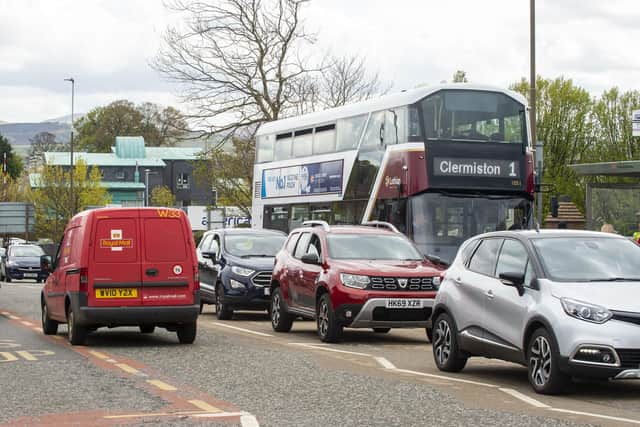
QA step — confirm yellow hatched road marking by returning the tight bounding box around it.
[15,351,37,361]
[9,315,19,320]
[89,350,110,360]
[115,363,140,375]
[21,321,33,326]
[147,379,177,391]
[189,400,222,413]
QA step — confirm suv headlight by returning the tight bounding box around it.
[561,298,612,324]
[340,273,370,289]
[231,266,254,276]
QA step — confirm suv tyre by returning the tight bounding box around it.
[270,287,294,332]
[527,328,569,394]
[432,312,467,372]
[215,283,233,320]
[317,293,342,343]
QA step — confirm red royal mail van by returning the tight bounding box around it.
[41,207,200,345]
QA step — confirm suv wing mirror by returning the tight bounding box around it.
[499,272,525,296]
[202,252,217,263]
[300,253,321,265]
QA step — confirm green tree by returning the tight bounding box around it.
[31,160,111,240]
[0,133,24,179]
[588,88,640,162]
[150,185,176,207]
[28,132,66,167]
[511,76,593,211]
[194,137,253,216]
[0,175,29,202]
[75,100,187,152]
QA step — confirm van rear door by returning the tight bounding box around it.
[88,211,142,307]
[140,208,194,306]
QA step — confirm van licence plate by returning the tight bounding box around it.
[385,299,423,309]
[96,288,138,298]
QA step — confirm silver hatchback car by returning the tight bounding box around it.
[432,230,640,394]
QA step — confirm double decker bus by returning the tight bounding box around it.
[252,83,535,263]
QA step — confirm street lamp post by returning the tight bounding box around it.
[64,77,75,214]
[144,169,158,207]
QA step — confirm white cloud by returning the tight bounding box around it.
[0,0,638,123]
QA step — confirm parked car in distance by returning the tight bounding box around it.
[270,221,444,342]
[198,228,286,319]
[0,244,50,283]
[41,207,200,345]
[432,229,640,394]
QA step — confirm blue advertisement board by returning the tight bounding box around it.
[261,159,344,199]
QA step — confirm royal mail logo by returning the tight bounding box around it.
[100,239,133,249]
[100,229,133,251]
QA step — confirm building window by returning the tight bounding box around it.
[115,170,126,180]
[177,173,190,190]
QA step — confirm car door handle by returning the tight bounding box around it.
[485,290,495,299]
[145,268,158,277]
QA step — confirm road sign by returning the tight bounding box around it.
[633,110,640,137]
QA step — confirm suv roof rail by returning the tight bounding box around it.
[363,221,400,233]
[302,220,330,231]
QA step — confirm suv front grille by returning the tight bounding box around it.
[616,349,640,369]
[612,311,640,327]
[252,272,272,287]
[368,276,435,291]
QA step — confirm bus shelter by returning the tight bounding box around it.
[570,160,640,235]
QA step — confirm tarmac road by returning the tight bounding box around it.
[3,280,635,426]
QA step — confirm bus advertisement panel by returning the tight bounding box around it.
[261,160,343,198]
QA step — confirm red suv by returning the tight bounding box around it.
[269,221,444,342]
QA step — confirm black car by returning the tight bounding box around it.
[0,244,50,283]
[197,228,287,319]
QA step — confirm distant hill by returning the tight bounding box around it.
[0,121,71,146]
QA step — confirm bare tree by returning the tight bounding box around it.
[320,55,387,108]
[154,0,317,139]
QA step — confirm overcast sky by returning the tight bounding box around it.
[0,0,638,124]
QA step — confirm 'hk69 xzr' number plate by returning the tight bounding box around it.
[385,299,423,309]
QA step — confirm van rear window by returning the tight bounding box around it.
[143,218,188,261]
[94,219,138,263]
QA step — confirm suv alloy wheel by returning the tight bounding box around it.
[432,313,467,372]
[215,283,233,320]
[527,328,569,394]
[317,293,342,343]
[270,287,293,332]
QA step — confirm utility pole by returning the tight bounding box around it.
[530,0,541,226]
[64,77,75,215]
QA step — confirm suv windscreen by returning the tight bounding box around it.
[224,234,286,257]
[532,236,640,282]
[326,234,423,260]
[10,245,45,257]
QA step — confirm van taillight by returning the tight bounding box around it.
[193,266,200,289]
[79,268,89,292]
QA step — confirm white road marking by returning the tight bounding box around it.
[1,311,10,316]
[240,412,261,427]
[391,368,499,388]
[209,323,274,337]
[191,412,246,419]
[374,356,397,370]
[289,342,372,357]
[499,388,550,408]
[549,408,640,425]
[9,315,19,320]
[21,321,33,326]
